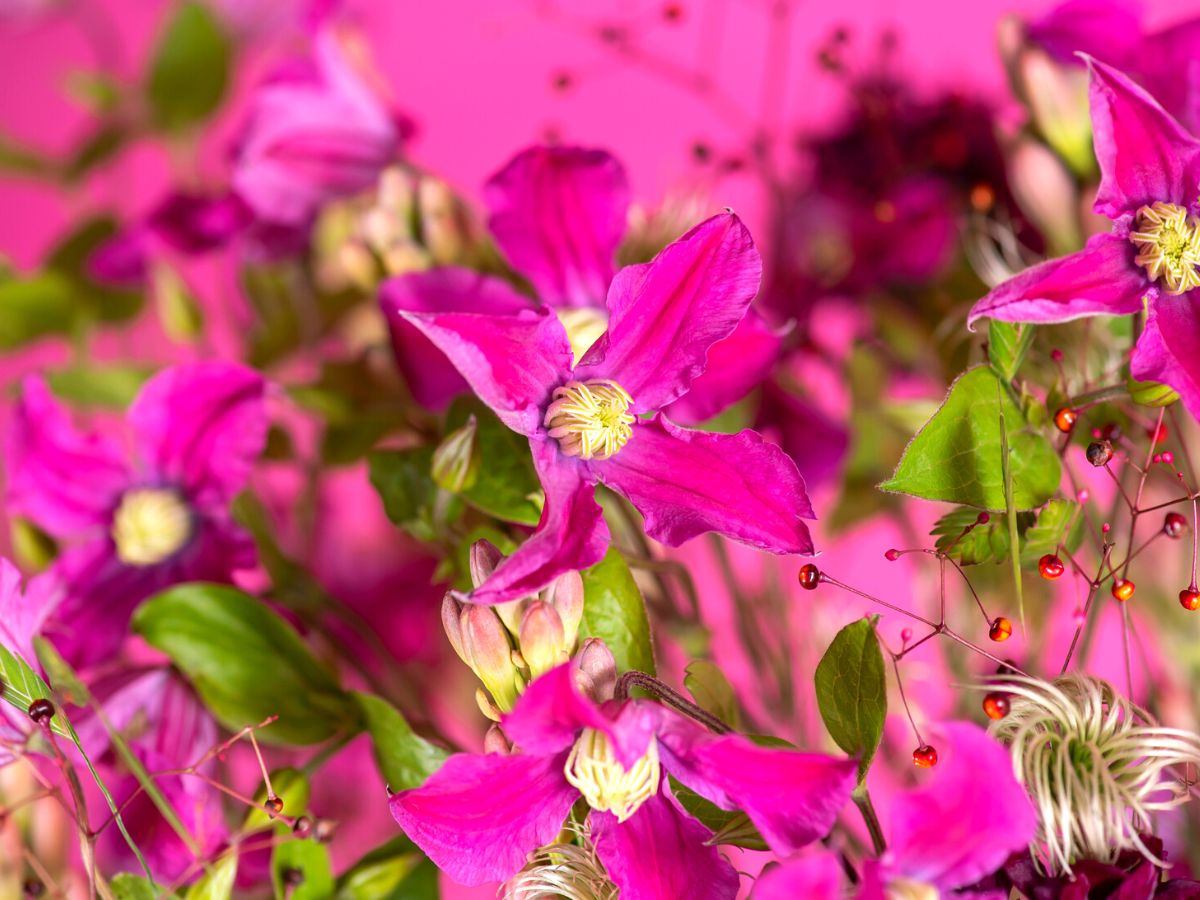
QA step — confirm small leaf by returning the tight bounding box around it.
[931,506,1029,565]
[1019,499,1083,565]
[578,548,655,675]
[670,779,768,851]
[132,584,357,745]
[185,852,238,900]
[368,447,458,543]
[243,768,310,834]
[46,365,154,409]
[335,837,439,900]
[988,320,1034,382]
[880,366,1061,511]
[814,617,886,783]
[683,661,738,728]
[272,839,335,900]
[0,644,70,738]
[146,1,231,132]
[0,272,78,349]
[354,692,449,792]
[111,874,167,900]
[446,398,542,525]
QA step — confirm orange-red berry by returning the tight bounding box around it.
[1165,512,1188,539]
[982,692,1010,720]
[1111,579,1136,602]
[1181,589,1200,611]
[1053,407,1078,433]
[1148,423,1168,444]
[989,616,1013,642]
[912,744,938,768]
[885,548,901,561]
[798,564,821,590]
[1038,554,1065,579]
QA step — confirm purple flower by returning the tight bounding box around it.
[231,26,406,228]
[390,211,815,604]
[390,659,856,896]
[5,362,269,667]
[382,145,782,420]
[968,59,1200,420]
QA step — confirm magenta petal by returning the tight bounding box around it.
[658,713,856,854]
[591,790,741,900]
[394,308,573,437]
[663,310,784,424]
[6,376,132,537]
[484,145,630,309]
[752,852,845,900]
[389,750,577,887]
[1026,0,1143,68]
[468,441,609,604]
[1141,19,1200,134]
[593,415,815,554]
[380,267,536,410]
[0,560,60,669]
[1132,294,1200,420]
[578,213,763,412]
[127,362,268,509]
[884,721,1036,890]
[966,233,1146,328]
[1087,56,1200,218]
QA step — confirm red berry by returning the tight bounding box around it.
[1053,408,1078,433]
[265,795,284,817]
[912,744,938,768]
[885,548,901,561]
[1162,451,1175,464]
[1050,348,1064,362]
[798,564,821,590]
[976,512,990,524]
[989,617,1013,642]
[1165,512,1188,539]
[1038,554,1065,579]
[901,627,913,643]
[982,692,1010,720]
[27,699,54,725]
[1181,589,1200,611]
[1111,579,1136,602]
[1148,423,1168,444]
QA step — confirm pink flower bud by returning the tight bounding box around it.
[461,605,523,712]
[572,638,618,702]
[519,600,567,678]
[483,724,511,754]
[469,540,505,588]
[544,570,584,650]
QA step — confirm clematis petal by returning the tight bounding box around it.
[1141,19,1200,134]
[0,560,60,671]
[752,852,845,900]
[966,233,1147,328]
[467,441,610,605]
[6,376,132,537]
[1025,0,1143,68]
[389,750,578,886]
[127,362,268,509]
[484,145,630,309]
[591,789,741,900]
[1132,294,1200,420]
[577,213,763,412]
[658,712,856,854]
[883,721,1037,890]
[393,307,573,436]
[1086,56,1200,218]
[380,267,536,410]
[663,310,785,425]
[592,415,814,555]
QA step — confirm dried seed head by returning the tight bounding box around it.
[502,824,617,900]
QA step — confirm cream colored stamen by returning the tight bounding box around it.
[556,308,609,366]
[1130,201,1200,295]
[545,380,634,461]
[111,488,193,566]
[886,879,939,900]
[563,728,660,822]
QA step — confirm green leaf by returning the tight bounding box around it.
[273,839,335,900]
[186,853,238,900]
[132,584,357,745]
[46,365,155,409]
[445,398,542,525]
[578,548,655,675]
[243,768,310,834]
[0,272,78,349]
[111,874,169,900]
[45,216,144,325]
[670,779,768,851]
[683,661,738,728]
[146,1,231,132]
[931,506,1026,565]
[0,643,70,738]
[814,617,886,783]
[880,366,1061,511]
[354,692,448,792]
[368,446,458,543]
[1019,499,1083,565]
[336,837,440,900]
[988,320,1034,382]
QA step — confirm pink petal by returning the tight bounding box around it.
[389,750,578,886]
[6,376,132,537]
[467,441,609,605]
[128,362,269,509]
[484,145,630,309]
[393,307,573,437]
[592,790,741,900]
[1087,56,1200,218]
[593,415,815,554]
[1026,0,1143,68]
[753,851,845,900]
[758,385,850,492]
[883,721,1036,890]
[578,213,763,412]
[663,310,784,425]
[658,712,856,854]
[966,233,1147,329]
[1141,18,1200,148]
[1132,294,1200,420]
[0,559,60,669]
[380,267,536,410]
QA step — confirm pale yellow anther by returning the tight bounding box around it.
[1130,201,1200,295]
[545,380,634,461]
[111,488,193,566]
[564,728,660,822]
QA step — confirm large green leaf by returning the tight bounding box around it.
[355,693,449,792]
[988,320,1035,382]
[445,398,542,525]
[683,661,739,728]
[146,1,231,132]
[185,853,238,900]
[0,273,77,349]
[578,548,655,675]
[814,617,886,783]
[880,366,1061,511]
[336,837,440,900]
[272,839,335,900]
[132,584,357,745]
[369,447,461,543]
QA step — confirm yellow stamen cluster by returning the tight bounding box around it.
[563,728,660,822]
[1130,202,1200,295]
[111,488,193,566]
[885,880,939,900]
[545,380,634,461]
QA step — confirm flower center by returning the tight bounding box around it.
[563,728,660,822]
[885,879,939,900]
[111,488,193,566]
[1130,202,1200,295]
[544,380,634,461]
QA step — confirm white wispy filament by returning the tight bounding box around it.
[502,826,618,900]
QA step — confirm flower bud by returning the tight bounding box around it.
[1007,138,1081,256]
[483,724,511,754]
[1016,50,1095,179]
[461,604,525,712]
[572,638,618,702]
[519,600,568,678]
[418,177,473,266]
[544,570,584,650]
[431,415,479,493]
[1127,374,1180,408]
[152,263,204,343]
[440,594,468,663]
[469,540,504,588]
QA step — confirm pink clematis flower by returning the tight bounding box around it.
[0,558,61,765]
[389,211,816,605]
[381,145,783,421]
[5,362,269,667]
[390,657,857,897]
[754,722,1036,899]
[968,59,1200,420]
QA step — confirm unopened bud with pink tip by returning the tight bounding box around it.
[571,638,618,703]
[442,594,525,713]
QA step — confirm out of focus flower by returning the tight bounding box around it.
[970,61,1200,421]
[390,212,815,605]
[390,657,856,896]
[231,25,407,229]
[5,363,268,667]
[0,558,61,765]
[754,722,1036,899]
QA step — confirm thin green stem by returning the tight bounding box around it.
[852,784,887,856]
